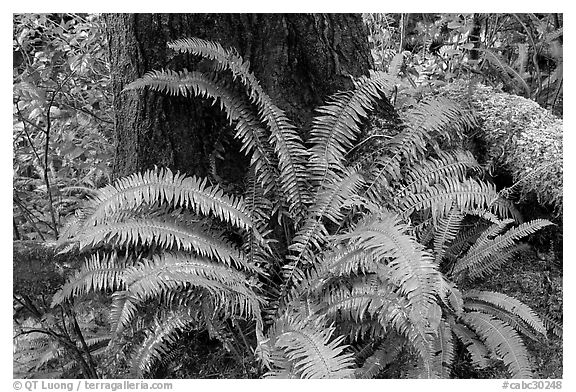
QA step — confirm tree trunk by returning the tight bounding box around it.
[104,13,373,179]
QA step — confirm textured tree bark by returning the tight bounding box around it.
[104,14,373,179]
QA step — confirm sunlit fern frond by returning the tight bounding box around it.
[263,313,356,379]
[463,290,546,336]
[309,71,397,190]
[398,178,500,221]
[122,252,263,323]
[462,311,533,378]
[52,253,127,307]
[124,69,279,198]
[333,211,440,315]
[73,167,252,232]
[318,275,435,377]
[453,219,553,279]
[167,37,310,220]
[130,308,198,377]
[361,98,478,205]
[70,216,260,274]
[283,168,364,293]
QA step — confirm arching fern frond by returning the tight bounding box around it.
[52,253,126,307]
[399,150,481,195]
[451,322,489,369]
[130,308,198,377]
[433,207,465,264]
[463,311,533,378]
[77,167,252,232]
[284,169,364,291]
[333,211,440,314]
[167,37,310,220]
[264,314,355,379]
[453,219,553,279]
[69,217,260,274]
[309,71,397,190]
[124,69,279,198]
[122,253,262,322]
[463,290,546,336]
[398,178,500,221]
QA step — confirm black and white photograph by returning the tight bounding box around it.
[11,9,566,386]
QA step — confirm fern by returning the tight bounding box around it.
[463,311,533,378]
[130,308,198,377]
[52,253,126,306]
[451,322,489,369]
[463,290,546,336]
[398,177,500,221]
[309,71,397,190]
[76,167,252,232]
[124,69,278,198]
[431,319,455,378]
[167,37,310,219]
[333,211,439,314]
[283,168,364,291]
[70,217,260,273]
[453,219,553,279]
[263,314,355,379]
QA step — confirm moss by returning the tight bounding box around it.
[435,81,563,218]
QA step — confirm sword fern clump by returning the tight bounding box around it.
[56,38,553,379]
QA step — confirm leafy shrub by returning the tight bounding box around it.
[13,13,113,240]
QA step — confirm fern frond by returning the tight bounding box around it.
[264,314,355,379]
[72,217,260,273]
[107,291,138,341]
[438,275,464,315]
[399,178,499,221]
[463,311,533,378]
[124,69,279,197]
[167,37,310,219]
[122,253,262,322]
[334,211,440,314]
[320,275,435,376]
[453,219,553,279]
[284,169,364,290]
[433,207,465,264]
[451,322,490,369]
[464,302,542,342]
[464,290,546,336]
[401,97,477,150]
[130,308,198,377]
[400,150,481,195]
[79,167,252,232]
[309,71,397,190]
[355,333,405,378]
[431,319,455,378]
[52,254,126,307]
[362,98,477,205]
